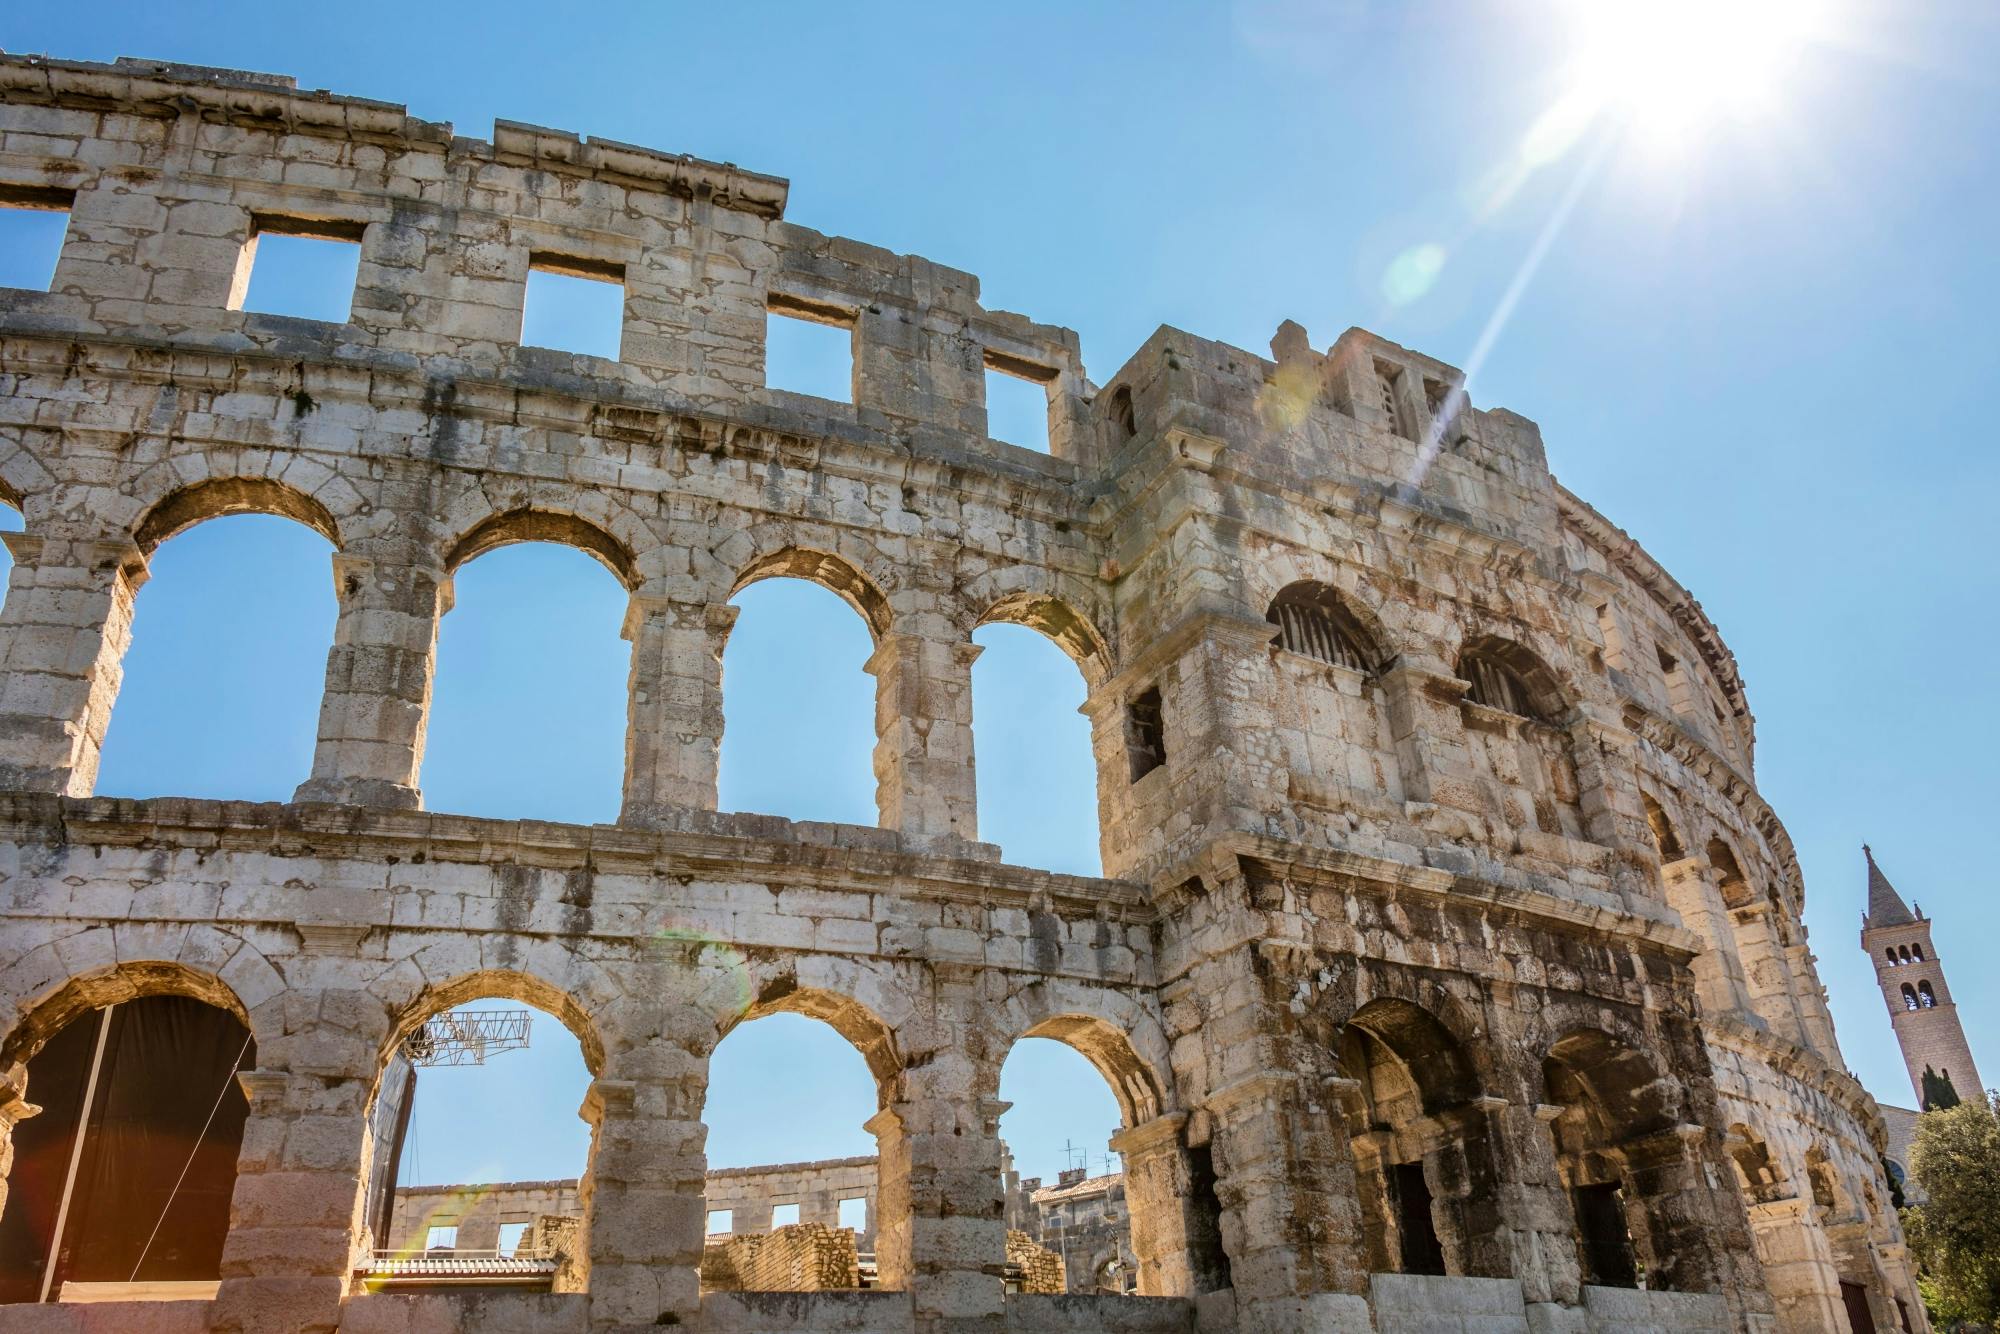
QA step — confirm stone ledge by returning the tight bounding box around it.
[0,791,1153,920]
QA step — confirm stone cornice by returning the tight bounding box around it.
[1621,700,1806,913]
[0,55,790,217]
[0,792,1154,924]
[1706,1013,1888,1156]
[1556,483,1752,735]
[1159,831,1700,960]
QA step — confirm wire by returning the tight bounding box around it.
[127,1031,254,1283]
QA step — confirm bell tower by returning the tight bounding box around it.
[1861,845,1983,1108]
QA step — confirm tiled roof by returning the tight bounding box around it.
[362,1254,558,1280]
[1031,1172,1122,1203]
[1864,845,1917,928]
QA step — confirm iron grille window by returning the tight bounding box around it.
[1460,652,1538,719]
[1267,586,1371,671]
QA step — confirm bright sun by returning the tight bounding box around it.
[1564,0,1829,143]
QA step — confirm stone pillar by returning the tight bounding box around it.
[1496,1101,1589,1306]
[866,633,981,847]
[1108,1110,1230,1298]
[578,1065,709,1328]
[620,594,737,823]
[1786,941,1842,1060]
[211,1067,371,1334]
[293,555,446,809]
[1731,902,1808,1046]
[1744,1197,1848,1334]
[0,533,145,796]
[1377,657,1478,814]
[1661,856,1759,1020]
[1204,1070,1372,1329]
[867,1049,1006,1330]
[1416,1096,1512,1280]
[1618,1123,1767,1314]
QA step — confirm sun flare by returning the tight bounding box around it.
[1563,0,1829,144]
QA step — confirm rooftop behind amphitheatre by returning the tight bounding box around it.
[0,52,1927,1334]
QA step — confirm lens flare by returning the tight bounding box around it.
[1382,243,1448,307]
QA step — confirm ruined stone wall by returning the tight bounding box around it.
[0,53,1921,1334]
[700,1223,859,1293]
[387,1180,581,1253]
[704,1156,879,1251]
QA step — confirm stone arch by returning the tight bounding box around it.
[444,507,639,590]
[0,954,255,1072]
[1338,996,1485,1112]
[1541,1026,1679,1141]
[132,476,342,554]
[1266,580,1385,673]
[375,966,608,1082]
[1707,837,1754,910]
[1641,791,1684,861]
[1245,555,1399,660]
[0,431,57,524]
[1455,633,1570,723]
[730,545,893,641]
[1725,1123,1788,1205]
[1004,1004,1170,1129]
[969,572,1115,688]
[729,973,904,1097]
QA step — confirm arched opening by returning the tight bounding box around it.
[363,989,595,1293]
[1542,1029,1695,1294]
[1917,981,1937,1008]
[0,992,254,1301]
[1724,1124,1787,1206]
[1708,839,1754,910]
[1331,999,1501,1279]
[998,1037,1133,1296]
[971,621,1100,876]
[1106,385,1136,445]
[0,498,22,615]
[720,576,877,826]
[95,511,336,800]
[424,540,629,823]
[1641,793,1683,861]
[1901,984,1918,1010]
[1884,949,1897,966]
[1267,582,1378,673]
[700,1008,883,1294]
[1456,639,1557,722]
[1911,944,1924,962]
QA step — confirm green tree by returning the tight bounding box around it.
[1923,1064,1963,1112]
[1905,1090,2000,1328]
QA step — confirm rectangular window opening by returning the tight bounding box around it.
[837,1197,868,1231]
[0,186,74,293]
[769,1202,800,1229]
[496,1220,531,1256]
[521,252,626,361]
[705,1208,734,1236]
[765,296,855,403]
[984,352,1054,452]
[1127,685,1167,783]
[235,216,364,323]
[1374,359,1410,439]
[425,1223,459,1251]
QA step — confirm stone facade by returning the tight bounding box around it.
[0,52,1923,1334]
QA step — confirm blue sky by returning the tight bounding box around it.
[3,0,1996,1191]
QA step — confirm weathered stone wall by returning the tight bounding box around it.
[1004,1232,1064,1297]
[0,53,1921,1334]
[387,1180,581,1253]
[705,1157,879,1252]
[701,1223,859,1293]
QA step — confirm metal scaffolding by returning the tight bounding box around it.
[403,1009,533,1067]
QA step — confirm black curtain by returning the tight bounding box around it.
[0,996,254,1298]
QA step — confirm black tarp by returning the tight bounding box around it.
[0,996,254,1300]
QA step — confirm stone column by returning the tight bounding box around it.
[1730,902,1808,1046]
[1203,1070,1372,1329]
[1415,1096,1512,1280]
[1376,657,1478,815]
[1661,856,1759,1020]
[1744,1196,1848,1334]
[1108,1110,1230,1298]
[620,594,737,823]
[293,555,447,809]
[578,1062,709,1328]
[866,633,981,848]
[1618,1123,1769,1316]
[867,1047,1006,1331]
[0,533,145,796]
[211,1067,372,1334]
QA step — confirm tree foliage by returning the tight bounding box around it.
[1923,1064,1963,1112]
[1905,1091,2000,1327]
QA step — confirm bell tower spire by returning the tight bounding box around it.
[1860,846,1982,1107]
